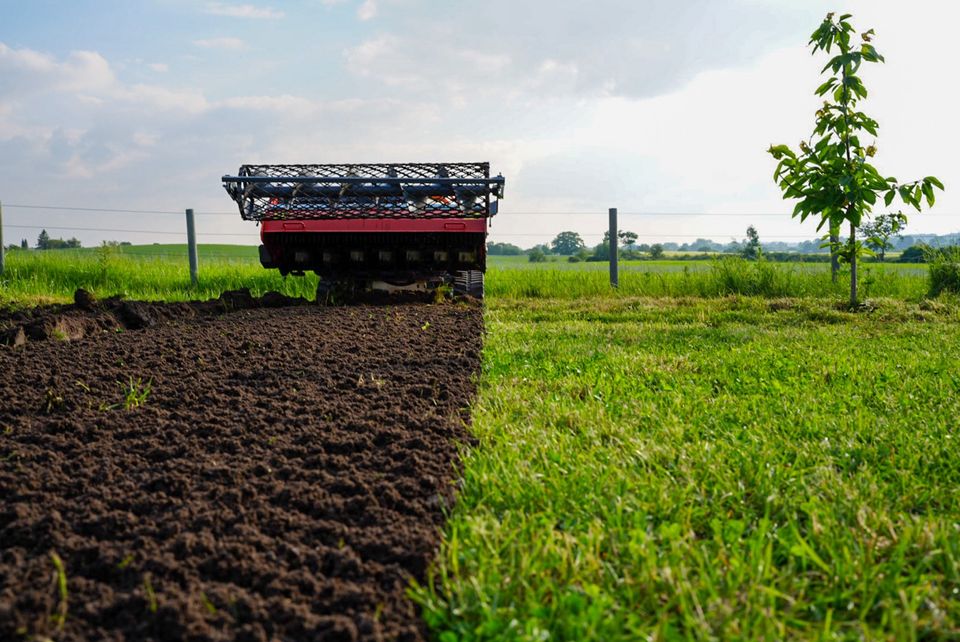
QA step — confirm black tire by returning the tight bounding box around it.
[258,244,276,269]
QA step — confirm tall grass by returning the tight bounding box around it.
[929,247,960,297]
[488,257,928,301]
[0,250,933,307]
[0,248,316,306]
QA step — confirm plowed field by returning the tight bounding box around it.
[0,291,482,641]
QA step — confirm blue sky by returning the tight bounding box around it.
[0,0,957,248]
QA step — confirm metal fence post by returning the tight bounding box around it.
[609,207,618,288]
[186,208,198,285]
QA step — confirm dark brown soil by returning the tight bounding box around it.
[0,292,482,641]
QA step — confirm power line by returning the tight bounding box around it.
[503,211,960,217]
[493,233,825,239]
[4,203,956,218]
[6,224,826,240]
[8,223,942,241]
[4,204,235,216]
[5,224,253,237]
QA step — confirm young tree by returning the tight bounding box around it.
[550,231,585,255]
[741,225,762,260]
[37,229,50,250]
[649,244,665,259]
[768,13,943,307]
[860,212,906,262]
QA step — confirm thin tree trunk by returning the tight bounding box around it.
[849,222,858,308]
[830,225,840,283]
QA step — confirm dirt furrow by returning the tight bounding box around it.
[0,295,482,641]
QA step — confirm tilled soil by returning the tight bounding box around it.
[0,292,482,641]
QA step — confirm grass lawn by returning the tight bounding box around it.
[414,296,960,640]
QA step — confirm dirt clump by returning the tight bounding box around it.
[0,289,310,347]
[0,297,482,641]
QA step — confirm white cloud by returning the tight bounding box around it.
[0,43,115,96]
[193,37,246,50]
[116,84,211,114]
[220,94,316,117]
[204,3,284,19]
[357,0,377,21]
[132,131,159,147]
[148,62,169,73]
[342,0,835,100]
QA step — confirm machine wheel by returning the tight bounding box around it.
[453,270,484,299]
[315,279,335,304]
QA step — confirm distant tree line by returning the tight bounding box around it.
[486,242,525,256]
[507,227,958,264]
[36,229,81,250]
[5,234,135,252]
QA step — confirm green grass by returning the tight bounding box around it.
[413,296,960,640]
[0,246,316,306]
[105,243,259,259]
[487,259,928,301]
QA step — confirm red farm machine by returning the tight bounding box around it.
[222,163,505,299]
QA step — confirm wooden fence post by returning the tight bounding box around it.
[0,200,5,277]
[186,208,198,285]
[609,207,618,288]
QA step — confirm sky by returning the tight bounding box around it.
[0,0,957,249]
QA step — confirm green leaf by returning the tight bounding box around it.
[884,190,895,207]
[926,176,945,190]
[815,79,837,96]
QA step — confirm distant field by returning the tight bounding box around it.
[488,254,926,275]
[73,243,260,259]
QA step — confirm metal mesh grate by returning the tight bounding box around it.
[222,162,504,221]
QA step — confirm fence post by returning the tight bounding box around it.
[0,200,4,277]
[186,208,198,285]
[609,207,618,288]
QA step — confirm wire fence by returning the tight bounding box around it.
[1,201,957,267]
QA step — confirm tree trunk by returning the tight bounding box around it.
[830,226,840,283]
[849,222,858,308]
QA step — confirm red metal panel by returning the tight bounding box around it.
[261,219,487,235]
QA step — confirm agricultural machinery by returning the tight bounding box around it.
[222,162,505,299]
